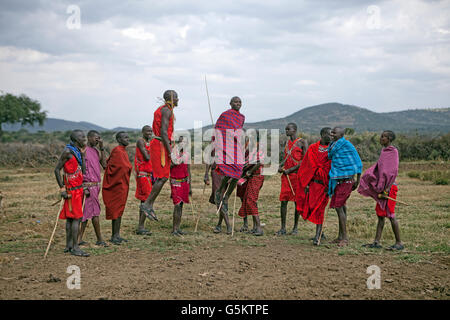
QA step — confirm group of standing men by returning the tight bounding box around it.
[54,90,404,257]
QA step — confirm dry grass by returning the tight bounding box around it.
[0,161,449,262]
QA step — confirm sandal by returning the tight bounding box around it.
[289,229,298,235]
[362,242,382,249]
[70,249,90,257]
[63,247,72,253]
[386,243,404,251]
[140,204,158,221]
[276,229,287,236]
[253,230,264,236]
[239,226,249,233]
[95,241,109,247]
[337,239,349,247]
[177,229,187,235]
[78,241,88,246]
[109,238,121,245]
[213,226,222,234]
[135,229,152,236]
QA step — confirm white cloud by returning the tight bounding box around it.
[0,0,448,129]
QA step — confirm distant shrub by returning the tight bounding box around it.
[408,171,420,179]
[434,178,448,185]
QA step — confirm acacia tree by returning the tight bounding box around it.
[0,93,47,136]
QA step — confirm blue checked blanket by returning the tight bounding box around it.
[66,143,83,166]
[327,137,362,196]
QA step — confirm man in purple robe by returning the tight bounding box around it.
[358,130,404,250]
[77,130,108,247]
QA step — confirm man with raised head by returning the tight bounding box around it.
[54,129,89,257]
[276,123,308,236]
[77,130,108,248]
[213,96,245,235]
[327,126,362,247]
[140,90,178,222]
[102,131,132,245]
[358,130,404,250]
[296,127,332,245]
[134,125,154,235]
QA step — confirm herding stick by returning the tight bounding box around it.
[44,199,64,259]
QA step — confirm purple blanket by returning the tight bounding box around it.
[357,146,399,213]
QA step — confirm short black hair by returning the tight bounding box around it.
[383,130,396,142]
[87,130,100,138]
[70,130,84,142]
[142,125,152,132]
[286,123,297,131]
[320,127,331,137]
[115,131,127,142]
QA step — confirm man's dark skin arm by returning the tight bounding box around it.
[98,138,107,169]
[245,161,262,177]
[353,173,361,191]
[188,163,192,196]
[136,138,151,162]
[160,106,172,155]
[54,149,72,199]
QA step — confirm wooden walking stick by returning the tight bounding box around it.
[377,194,409,206]
[44,199,64,259]
[216,182,231,215]
[286,174,296,197]
[317,198,331,246]
[189,195,196,222]
[231,187,237,237]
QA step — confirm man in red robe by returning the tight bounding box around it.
[134,125,153,235]
[54,129,89,257]
[237,135,265,236]
[140,90,177,222]
[102,132,132,245]
[213,96,245,235]
[296,127,332,245]
[276,123,308,236]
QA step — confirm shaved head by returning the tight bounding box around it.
[70,129,84,143]
[163,90,178,101]
[331,126,345,142]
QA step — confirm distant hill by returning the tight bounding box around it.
[2,118,139,133]
[3,103,449,134]
[242,103,450,134]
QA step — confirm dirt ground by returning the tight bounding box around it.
[1,240,449,300]
[0,164,449,300]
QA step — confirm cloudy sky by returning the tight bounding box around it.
[0,0,449,130]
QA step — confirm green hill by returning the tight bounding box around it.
[243,103,450,134]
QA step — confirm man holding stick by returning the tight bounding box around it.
[77,130,108,247]
[54,129,89,257]
[358,130,404,250]
[327,127,362,247]
[276,123,307,236]
[296,127,332,245]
